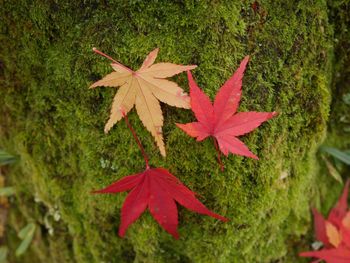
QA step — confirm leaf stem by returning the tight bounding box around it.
[213,138,224,171]
[122,112,150,169]
[92,47,133,72]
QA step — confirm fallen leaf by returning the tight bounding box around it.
[300,180,350,262]
[176,56,277,170]
[90,48,196,156]
[93,167,228,238]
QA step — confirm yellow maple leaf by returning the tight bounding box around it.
[326,221,342,247]
[90,48,196,156]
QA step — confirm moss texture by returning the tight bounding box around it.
[0,0,349,262]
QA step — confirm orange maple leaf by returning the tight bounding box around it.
[90,48,196,156]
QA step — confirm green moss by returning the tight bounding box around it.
[0,0,348,262]
[314,0,350,219]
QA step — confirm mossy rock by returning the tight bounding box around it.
[0,1,349,262]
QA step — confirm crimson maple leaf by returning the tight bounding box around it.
[300,180,350,262]
[94,167,228,239]
[176,56,277,169]
[93,112,227,239]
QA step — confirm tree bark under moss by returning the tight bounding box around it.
[0,1,349,262]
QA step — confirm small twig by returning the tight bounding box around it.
[92,47,133,73]
[122,112,150,169]
[213,138,224,171]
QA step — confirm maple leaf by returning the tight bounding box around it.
[93,111,227,239]
[90,48,196,156]
[93,167,228,239]
[300,180,350,263]
[176,56,277,170]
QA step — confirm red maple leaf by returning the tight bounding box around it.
[176,56,277,170]
[93,112,227,239]
[300,180,350,263]
[94,167,228,239]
